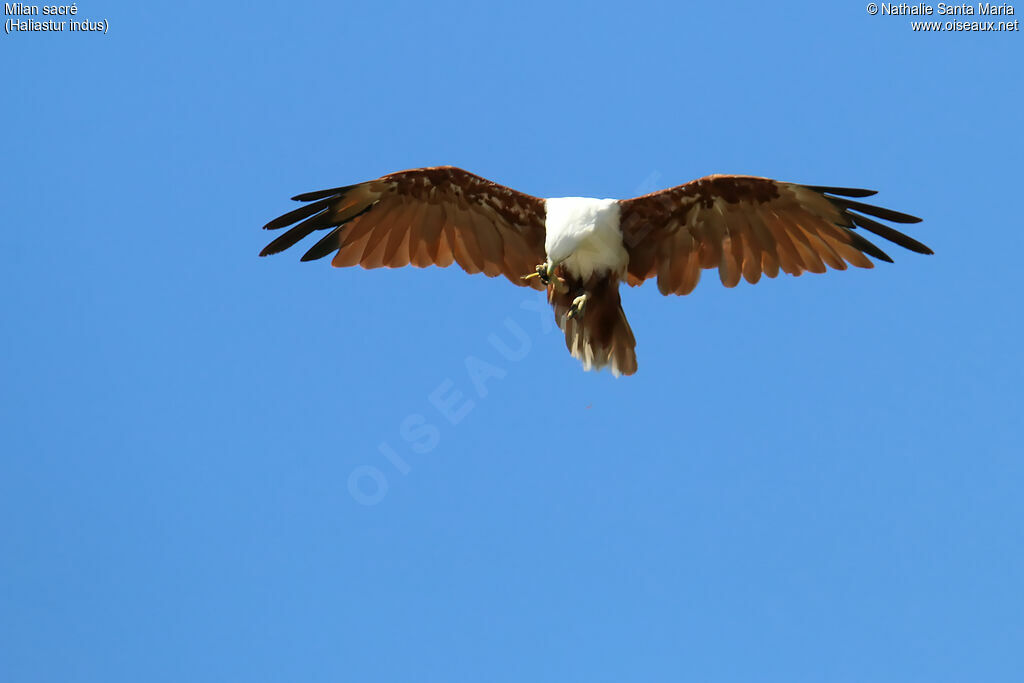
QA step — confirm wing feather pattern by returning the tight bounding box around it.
[260,166,547,290]
[619,174,931,294]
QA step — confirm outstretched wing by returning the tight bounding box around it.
[618,175,931,295]
[260,166,548,290]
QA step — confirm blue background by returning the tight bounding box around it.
[4,1,1022,681]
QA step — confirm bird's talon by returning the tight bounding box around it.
[566,293,588,320]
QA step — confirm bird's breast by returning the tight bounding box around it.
[544,197,628,281]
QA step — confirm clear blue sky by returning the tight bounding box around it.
[3,1,1022,681]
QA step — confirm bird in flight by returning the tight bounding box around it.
[260,166,931,376]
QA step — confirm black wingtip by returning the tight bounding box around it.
[833,197,923,224]
[806,185,878,198]
[299,227,342,262]
[291,184,355,202]
[262,197,336,231]
[843,228,894,263]
[850,214,933,255]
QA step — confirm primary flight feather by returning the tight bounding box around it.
[260,166,931,376]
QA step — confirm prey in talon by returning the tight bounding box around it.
[521,262,551,285]
[522,261,568,293]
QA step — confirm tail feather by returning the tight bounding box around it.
[551,276,637,377]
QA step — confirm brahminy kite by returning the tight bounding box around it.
[260,166,931,376]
